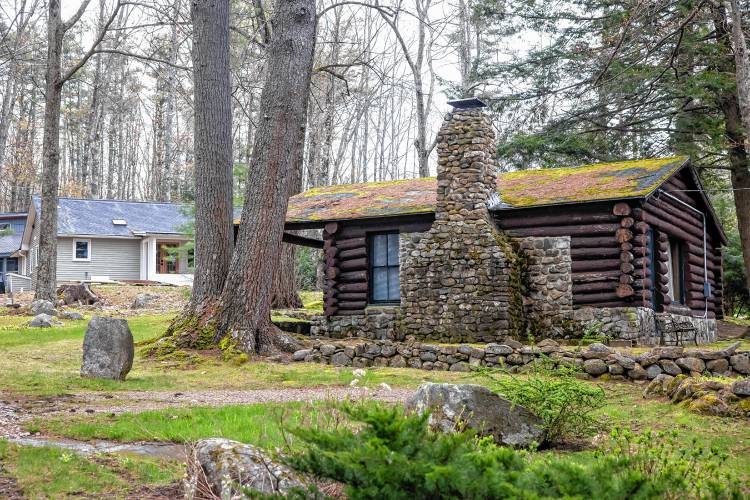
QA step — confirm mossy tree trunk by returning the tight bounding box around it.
[163,0,316,354]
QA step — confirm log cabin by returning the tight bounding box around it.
[279,99,726,346]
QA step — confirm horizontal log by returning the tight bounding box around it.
[571,259,621,273]
[613,202,631,216]
[573,282,616,293]
[337,301,368,310]
[498,211,619,229]
[571,247,621,259]
[632,207,645,221]
[632,246,649,257]
[644,202,704,240]
[633,221,649,234]
[633,234,648,246]
[620,262,635,274]
[336,237,366,251]
[657,262,669,276]
[506,223,621,238]
[644,211,703,247]
[282,232,324,248]
[324,222,339,236]
[340,258,367,271]
[633,278,653,289]
[572,270,621,283]
[337,292,367,301]
[338,282,368,293]
[571,236,618,248]
[621,242,633,251]
[620,274,634,285]
[338,247,366,260]
[326,267,339,279]
[649,196,702,227]
[339,270,368,283]
[574,291,623,304]
[633,268,652,279]
[324,306,338,317]
[325,246,338,258]
[687,264,714,280]
[620,217,634,228]
[620,251,634,263]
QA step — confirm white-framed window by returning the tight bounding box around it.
[72,239,92,261]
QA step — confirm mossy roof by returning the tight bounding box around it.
[274,156,689,224]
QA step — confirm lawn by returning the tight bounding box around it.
[1,311,749,496]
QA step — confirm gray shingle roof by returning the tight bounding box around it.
[0,214,25,256]
[33,196,192,237]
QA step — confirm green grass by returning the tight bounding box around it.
[0,440,181,498]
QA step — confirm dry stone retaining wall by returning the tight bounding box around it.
[293,339,749,381]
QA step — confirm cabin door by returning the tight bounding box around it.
[157,243,180,274]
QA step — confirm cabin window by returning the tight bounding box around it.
[72,239,91,261]
[157,242,180,274]
[665,237,686,304]
[369,232,400,303]
[6,258,17,273]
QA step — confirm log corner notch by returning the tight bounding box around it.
[614,203,636,300]
[323,222,340,317]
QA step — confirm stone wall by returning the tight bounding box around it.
[310,307,399,341]
[397,108,523,343]
[517,236,573,332]
[293,338,749,381]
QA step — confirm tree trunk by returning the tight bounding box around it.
[36,0,65,301]
[214,0,316,354]
[187,0,234,307]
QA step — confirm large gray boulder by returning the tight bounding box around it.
[29,313,62,328]
[404,383,544,448]
[186,438,307,499]
[80,317,134,380]
[29,299,58,317]
[130,293,159,309]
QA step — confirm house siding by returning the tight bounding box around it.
[56,237,141,282]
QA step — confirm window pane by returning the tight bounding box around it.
[372,267,388,301]
[387,266,400,300]
[6,259,18,272]
[387,233,399,265]
[75,241,88,259]
[372,235,387,267]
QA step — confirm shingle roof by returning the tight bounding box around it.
[283,156,688,223]
[0,214,25,256]
[33,197,192,237]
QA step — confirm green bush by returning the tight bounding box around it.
[479,359,606,443]
[284,403,741,500]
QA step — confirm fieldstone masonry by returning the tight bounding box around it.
[398,108,522,343]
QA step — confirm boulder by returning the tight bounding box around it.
[628,364,647,380]
[80,317,134,380]
[187,438,306,498]
[731,379,750,397]
[652,346,683,359]
[676,357,705,374]
[583,359,608,376]
[730,353,750,374]
[501,337,523,350]
[537,339,560,353]
[60,310,84,321]
[29,313,62,328]
[706,358,729,374]
[685,394,731,417]
[130,293,159,309]
[449,362,470,372]
[636,351,660,367]
[646,364,663,379]
[643,373,674,397]
[319,344,337,356]
[29,299,58,317]
[389,355,407,368]
[613,353,636,370]
[486,344,514,355]
[405,383,545,448]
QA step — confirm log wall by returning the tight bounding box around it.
[322,216,433,317]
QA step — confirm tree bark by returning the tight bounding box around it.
[215,0,316,353]
[188,0,234,306]
[36,0,66,301]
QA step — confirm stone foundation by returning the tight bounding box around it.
[310,307,400,340]
[573,307,716,345]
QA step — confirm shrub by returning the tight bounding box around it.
[284,403,742,500]
[479,359,606,442]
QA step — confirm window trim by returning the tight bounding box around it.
[72,239,92,262]
[665,237,686,305]
[368,231,400,305]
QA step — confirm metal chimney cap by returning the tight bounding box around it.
[447,97,487,109]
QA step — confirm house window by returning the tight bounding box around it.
[665,237,686,304]
[369,232,400,303]
[6,258,17,273]
[157,242,180,274]
[73,239,91,261]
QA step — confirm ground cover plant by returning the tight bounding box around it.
[285,403,743,500]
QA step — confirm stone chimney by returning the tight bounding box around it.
[435,98,497,223]
[398,99,524,343]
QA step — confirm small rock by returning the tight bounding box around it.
[319,344,337,356]
[676,357,705,374]
[187,438,307,497]
[706,358,729,374]
[643,373,674,397]
[501,337,523,350]
[60,310,84,321]
[730,353,750,374]
[659,359,682,376]
[636,351,660,367]
[130,293,159,309]
[80,317,134,380]
[731,379,750,396]
[582,343,610,359]
[29,313,62,328]
[652,346,683,359]
[449,362,470,372]
[389,355,407,368]
[583,359,608,376]
[613,353,636,370]
[608,363,624,375]
[30,299,59,317]
[292,349,311,362]
[628,364,647,380]
[485,344,514,355]
[646,364,663,380]
[330,352,352,367]
[404,383,545,448]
